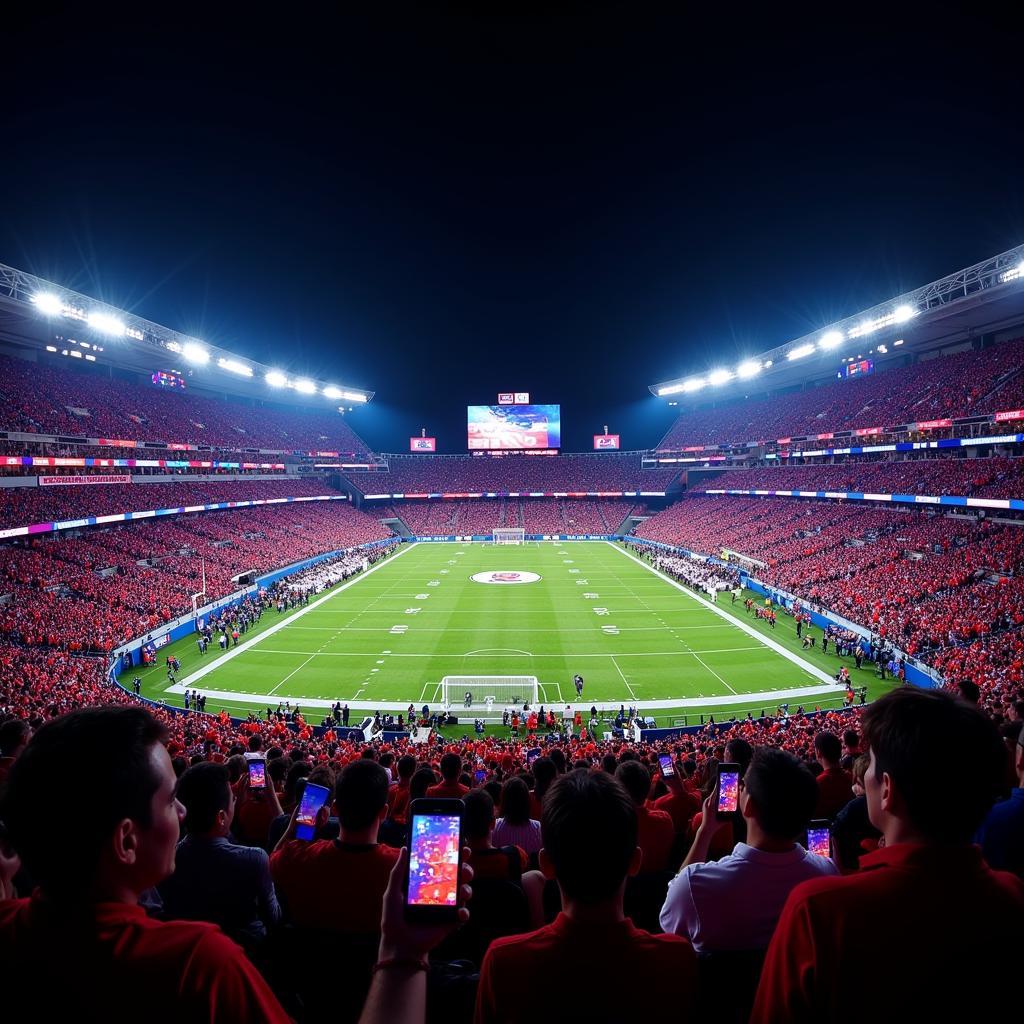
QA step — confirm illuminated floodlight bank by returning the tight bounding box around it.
[217,356,253,377]
[341,390,369,403]
[182,342,210,364]
[787,343,815,361]
[818,330,844,350]
[322,385,343,399]
[86,311,126,336]
[31,292,63,316]
[736,360,761,379]
[292,378,318,394]
[707,368,734,386]
[265,370,288,387]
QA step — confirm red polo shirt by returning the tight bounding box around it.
[0,895,289,1022]
[635,803,675,872]
[751,843,1024,1023]
[653,788,699,832]
[387,780,412,823]
[426,780,469,799]
[270,839,400,933]
[814,766,853,820]
[475,911,697,1023]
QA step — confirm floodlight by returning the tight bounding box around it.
[32,292,63,316]
[341,390,368,403]
[69,349,82,358]
[657,384,684,397]
[45,345,57,352]
[85,353,96,361]
[293,378,317,394]
[763,359,773,368]
[217,357,253,377]
[86,311,126,336]
[265,370,288,387]
[818,330,843,350]
[736,360,761,379]
[877,344,888,354]
[322,385,343,399]
[708,368,734,386]
[893,304,915,323]
[787,343,815,361]
[182,343,210,365]
[681,377,705,392]
[894,339,904,346]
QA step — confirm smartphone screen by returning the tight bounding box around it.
[527,748,542,765]
[717,765,739,813]
[807,822,831,858]
[407,812,461,909]
[247,759,267,790]
[658,753,676,778]
[295,782,331,841]
[473,768,487,784]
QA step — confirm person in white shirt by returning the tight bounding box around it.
[659,746,838,952]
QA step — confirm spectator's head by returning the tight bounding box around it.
[741,747,818,843]
[863,688,1005,844]
[463,789,495,843]
[500,776,532,825]
[0,719,31,761]
[334,759,389,837]
[601,753,618,775]
[615,760,651,806]
[724,737,754,777]
[851,754,871,797]
[813,731,842,768]
[410,766,436,801]
[533,756,557,797]
[1,707,182,901]
[397,754,416,781]
[958,679,980,705]
[843,729,860,752]
[540,769,640,905]
[175,762,234,837]
[439,752,461,782]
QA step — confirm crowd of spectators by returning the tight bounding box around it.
[657,336,1024,450]
[0,354,373,453]
[346,453,679,495]
[0,502,393,652]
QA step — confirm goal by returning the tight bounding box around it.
[441,675,539,716]
[492,527,525,545]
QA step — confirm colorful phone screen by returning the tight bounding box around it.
[407,814,461,907]
[295,782,331,841]
[247,760,266,790]
[808,827,831,858]
[717,771,739,813]
[658,754,675,778]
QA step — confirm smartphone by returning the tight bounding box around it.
[405,798,464,923]
[716,763,740,814]
[473,768,487,784]
[247,758,267,790]
[295,781,331,841]
[807,819,831,858]
[527,748,542,765]
[658,753,676,779]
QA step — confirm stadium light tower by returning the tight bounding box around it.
[31,292,63,316]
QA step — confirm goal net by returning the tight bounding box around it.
[442,675,539,715]
[492,528,525,545]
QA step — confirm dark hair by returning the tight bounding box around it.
[549,749,566,773]
[334,759,389,831]
[813,731,842,764]
[439,752,461,781]
[742,747,818,840]
[542,770,637,903]
[615,760,651,804]
[843,729,860,749]
[601,753,618,775]
[463,789,494,840]
[863,687,1005,843]
[0,718,30,757]
[176,762,232,834]
[500,776,532,825]
[533,756,557,797]
[2,707,167,895]
[410,766,436,801]
[397,755,417,780]
[724,737,753,777]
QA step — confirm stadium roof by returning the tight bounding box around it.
[650,244,1024,401]
[0,262,374,406]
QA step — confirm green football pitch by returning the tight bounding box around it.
[135,541,893,725]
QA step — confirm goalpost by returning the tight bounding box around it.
[442,675,539,717]
[492,528,525,545]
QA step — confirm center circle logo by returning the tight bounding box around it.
[470,570,542,585]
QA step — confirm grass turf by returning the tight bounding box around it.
[133,541,894,726]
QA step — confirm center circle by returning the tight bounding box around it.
[470,570,542,585]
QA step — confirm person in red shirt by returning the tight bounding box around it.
[653,761,700,833]
[387,754,417,824]
[616,760,674,872]
[426,752,469,799]
[475,769,697,1024]
[813,731,853,820]
[0,706,289,1022]
[751,688,1024,1023]
[271,758,400,933]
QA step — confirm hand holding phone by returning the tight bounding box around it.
[247,758,267,791]
[295,781,331,841]
[658,753,676,779]
[716,763,740,814]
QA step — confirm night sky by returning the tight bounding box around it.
[2,9,1022,453]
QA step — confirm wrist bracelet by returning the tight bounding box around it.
[372,956,429,975]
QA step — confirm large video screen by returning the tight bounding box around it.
[467,404,561,450]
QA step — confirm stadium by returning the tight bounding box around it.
[0,12,1022,1024]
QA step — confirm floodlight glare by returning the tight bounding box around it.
[819,330,844,350]
[322,385,343,399]
[893,304,915,323]
[681,377,705,392]
[293,378,318,394]
[787,343,815,361]
[217,357,253,377]
[708,368,734,386]
[341,390,369,403]
[86,311,126,336]
[265,370,288,387]
[182,343,210,365]
[32,292,63,316]
[736,360,761,379]
[657,384,684,397]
